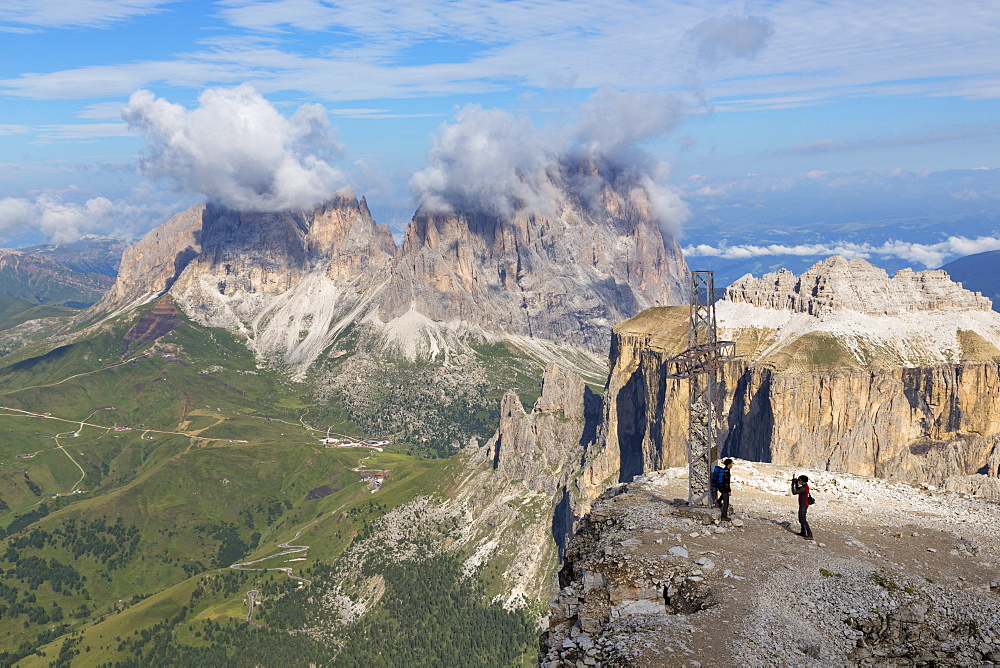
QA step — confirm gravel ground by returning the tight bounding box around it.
[543,460,1000,666]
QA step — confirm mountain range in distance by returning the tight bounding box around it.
[17,236,129,279]
[4,214,1000,321]
[941,249,1000,307]
[681,167,1000,288]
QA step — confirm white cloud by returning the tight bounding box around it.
[77,101,127,119]
[327,108,440,119]
[0,0,176,32]
[410,88,690,233]
[409,104,560,219]
[684,14,772,69]
[684,236,1000,269]
[784,126,1000,156]
[35,123,132,140]
[571,88,683,165]
[0,192,172,243]
[3,0,997,109]
[216,0,647,42]
[0,198,36,229]
[123,84,346,211]
[211,1,1000,110]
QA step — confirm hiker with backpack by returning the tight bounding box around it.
[713,459,733,521]
[791,474,813,539]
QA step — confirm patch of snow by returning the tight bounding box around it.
[717,300,1000,367]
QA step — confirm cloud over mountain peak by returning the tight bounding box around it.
[123,84,346,212]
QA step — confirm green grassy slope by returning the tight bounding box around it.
[0,254,113,308]
[0,307,545,666]
[0,296,77,333]
[316,335,553,458]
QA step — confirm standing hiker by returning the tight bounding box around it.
[715,458,733,521]
[791,474,812,538]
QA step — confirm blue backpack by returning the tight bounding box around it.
[712,465,726,486]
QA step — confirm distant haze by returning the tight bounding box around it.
[941,250,1000,312]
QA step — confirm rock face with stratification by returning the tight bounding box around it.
[100,205,205,314]
[381,168,687,353]
[476,362,603,556]
[588,257,1000,494]
[97,194,396,375]
[480,363,602,495]
[120,294,181,356]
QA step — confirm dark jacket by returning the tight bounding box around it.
[793,481,810,506]
[717,468,731,494]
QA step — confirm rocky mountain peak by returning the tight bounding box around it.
[725,255,992,315]
[99,204,205,315]
[380,174,688,353]
[534,362,602,420]
[189,195,395,295]
[479,363,600,495]
[99,176,689,372]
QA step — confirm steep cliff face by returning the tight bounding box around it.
[169,195,393,300]
[578,307,688,506]
[379,168,687,355]
[99,204,205,315]
[594,258,1000,489]
[477,363,603,554]
[480,363,601,495]
[97,195,397,375]
[166,195,396,372]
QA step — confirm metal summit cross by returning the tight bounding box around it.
[666,271,735,507]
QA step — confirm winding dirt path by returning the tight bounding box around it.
[0,354,150,397]
[53,430,86,496]
[0,406,246,444]
[1,406,254,520]
[244,589,262,628]
[229,517,321,585]
[230,489,369,629]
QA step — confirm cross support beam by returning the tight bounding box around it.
[664,271,735,507]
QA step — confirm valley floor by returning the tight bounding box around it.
[544,461,1000,666]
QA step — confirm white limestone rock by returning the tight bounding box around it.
[725,255,991,316]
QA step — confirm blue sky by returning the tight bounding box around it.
[2,0,1000,271]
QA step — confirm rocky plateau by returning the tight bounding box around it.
[541,460,1000,666]
[725,255,992,316]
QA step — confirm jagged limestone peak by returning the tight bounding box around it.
[97,171,690,375]
[725,255,992,316]
[379,170,689,354]
[480,363,600,496]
